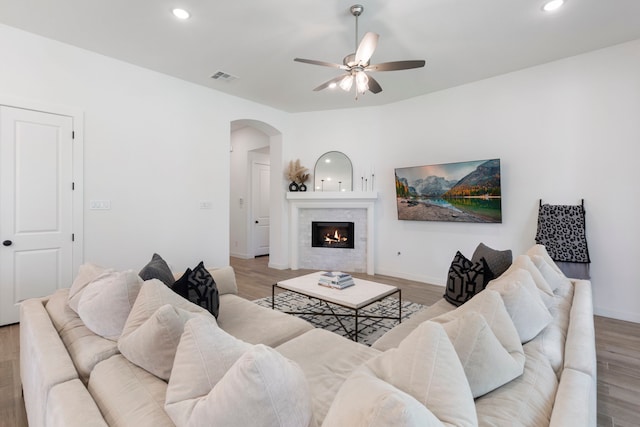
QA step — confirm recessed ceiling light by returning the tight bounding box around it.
[172,8,190,20]
[542,0,565,12]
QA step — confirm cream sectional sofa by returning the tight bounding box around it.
[20,246,597,427]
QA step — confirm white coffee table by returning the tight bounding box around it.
[272,272,401,342]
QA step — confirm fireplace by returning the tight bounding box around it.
[311,221,355,249]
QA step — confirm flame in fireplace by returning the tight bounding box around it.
[324,229,348,245]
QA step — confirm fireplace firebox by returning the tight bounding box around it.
[311,221,355,249]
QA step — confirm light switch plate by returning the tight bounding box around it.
[90,200,111,210]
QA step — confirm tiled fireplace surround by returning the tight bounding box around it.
[287,192,378,275]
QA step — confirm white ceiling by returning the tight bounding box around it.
[1,0,640,113]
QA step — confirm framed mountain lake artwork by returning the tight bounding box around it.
[395,158,502,223]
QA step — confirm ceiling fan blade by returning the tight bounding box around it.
[355,32,379,65]
[366,60,426,72]
[313,75,346,92]
[294,58,347,70]
[367,75,383,94]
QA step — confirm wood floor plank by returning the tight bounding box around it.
[0,256,638,426]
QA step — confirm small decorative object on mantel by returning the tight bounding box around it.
[285,159,309,192]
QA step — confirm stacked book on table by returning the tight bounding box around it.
[317,271,355,289]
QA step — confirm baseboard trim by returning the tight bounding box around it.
[594,307,640,324]
[373,268,444,287]
[230,252,252,259]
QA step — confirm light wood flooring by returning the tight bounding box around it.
[0,256,638,426]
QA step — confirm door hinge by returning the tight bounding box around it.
[72,182,75,190]
[72,233,75,242]
[72,131,75,139]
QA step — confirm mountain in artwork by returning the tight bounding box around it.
[442,159,501,198]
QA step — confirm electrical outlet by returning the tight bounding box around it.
[199,201,213,209]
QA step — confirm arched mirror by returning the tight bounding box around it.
[314,151,353,192]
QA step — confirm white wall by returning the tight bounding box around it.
[229,126,270,258]
[0,23,288,273]
[288,39,640,323]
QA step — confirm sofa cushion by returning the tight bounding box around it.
[165,316,312,427]
[47,379,108,427]
[441,311,524,398]
[88,355,174,427]
[172,262,220,318]
[431,290,524,364]
[180,345,312,427]
[120,279,212,340]
[321,367,445,427]
[366,321,477,426]
[216,294,314,347]
[139,253,175,287]
[531,254,571,292]
[67,263,112,314]
[487,268,553,343]
[472,242,512,277]
[77,270,143,341]
[118,304,195,381]
[475,346,558,427]
[372,299,455,352]
[429,290,525,397]
[46,289,119,383]
[444,251,493,307]
[165,316,251,426]
[505,255,554,307]
[276,328,381,426]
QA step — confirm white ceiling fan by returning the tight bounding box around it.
[294,4,426,98]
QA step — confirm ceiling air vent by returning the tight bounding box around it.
[210,71,238,83]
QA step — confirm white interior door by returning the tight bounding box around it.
[251,161,270,257]
[0,106,74,325]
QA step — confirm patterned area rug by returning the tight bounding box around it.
[254,291,426,347]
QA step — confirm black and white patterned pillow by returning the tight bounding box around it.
[172,262,219,318]
[444,251,494,307]
[139,253,175,287]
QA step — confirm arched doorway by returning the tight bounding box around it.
[229,120,285,267]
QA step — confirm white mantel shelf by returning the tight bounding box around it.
[286,191,378,201]
[287,191,377,275]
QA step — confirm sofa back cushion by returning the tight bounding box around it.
[67,263,112,314]
[487,268,553,343]
[366,321,477,426]
[165,316,312,427]
[77,270,143,341]
[322,367,447,427]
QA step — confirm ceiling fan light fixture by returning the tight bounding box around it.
[355,71,369,93]
[339,75,354,92]
[542,0,565,12]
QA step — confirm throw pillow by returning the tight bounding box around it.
[367,321,477,426]
[322,367,444,427]
[471,242,513,278]
[505,255,555,308]
[441,311,524,398]
[120,279,213,340]
[444,251,494,307]
[530,254,571,292]
[487,268,553,343]
[172,262,220,318]
[67,263,113,314]
[430,289,525,396]
[118,304,195,380]
[184,345,312,427]
[165,316,252,426]
[139,253,175,287]
[77,270,143,340]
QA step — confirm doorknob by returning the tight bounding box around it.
[2,240,12,247]
[255,220,259,224]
